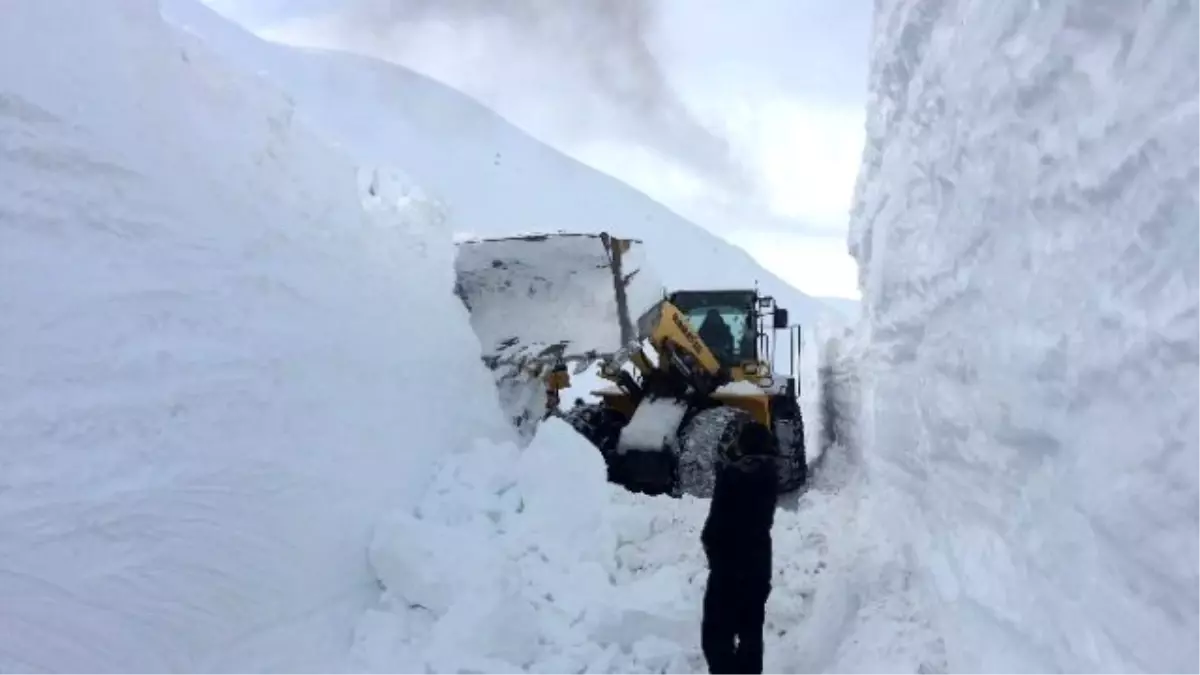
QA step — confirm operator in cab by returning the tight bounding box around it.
[700,421,778,674]
[697,308,736,363]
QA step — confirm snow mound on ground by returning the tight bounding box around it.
[0,1,509,670]
[850,0,1199,671]
[356,417,856,673]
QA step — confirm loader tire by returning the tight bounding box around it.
[674,406,755,498]
[773,416,807,493]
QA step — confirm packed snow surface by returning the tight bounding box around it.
[849,0,1199,671]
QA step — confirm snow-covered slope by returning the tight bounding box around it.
[0,1,512,670]
[161,0,839,331]
[848,1,1199,671]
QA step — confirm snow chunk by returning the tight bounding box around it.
[617,398,689,453]
[716,379,765,396]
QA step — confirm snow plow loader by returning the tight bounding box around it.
[454,231,806,498]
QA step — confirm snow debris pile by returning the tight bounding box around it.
[849,0,1199,671]
[353,418,847,674]
[350,308,887,673]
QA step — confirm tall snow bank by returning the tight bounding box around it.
[0,1,507,670]
[850,1,1198,671]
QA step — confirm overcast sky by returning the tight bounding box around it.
[204,0,872,300]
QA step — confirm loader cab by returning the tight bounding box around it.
[668,290,758,368]
[668,289,797,397]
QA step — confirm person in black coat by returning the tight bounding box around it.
[700,420,778,674]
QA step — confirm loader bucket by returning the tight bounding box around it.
[454,231,664,440]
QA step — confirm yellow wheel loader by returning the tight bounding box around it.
[454,231,806,498]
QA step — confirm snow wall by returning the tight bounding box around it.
[0,1,512,670]
[849,1,1199,672]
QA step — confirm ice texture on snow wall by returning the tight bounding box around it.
[849,0,1199,672]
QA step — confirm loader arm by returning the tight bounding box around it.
[629,298,730,398]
